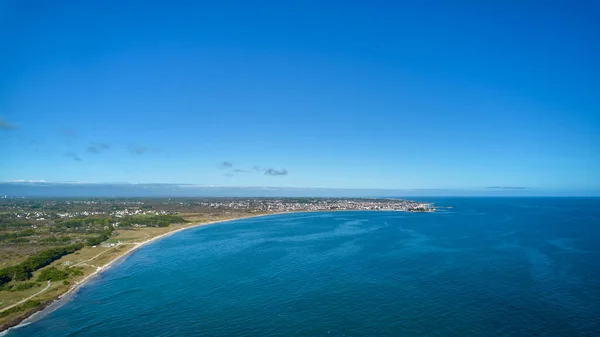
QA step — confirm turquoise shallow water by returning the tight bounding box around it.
[7,198,600,336]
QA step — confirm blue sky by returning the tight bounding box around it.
[1,1,599,195]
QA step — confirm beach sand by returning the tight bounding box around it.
[1,212,283,334]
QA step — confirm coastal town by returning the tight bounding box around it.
[201,198,434,213]
[1,197,434,222]
[0,197,435,331]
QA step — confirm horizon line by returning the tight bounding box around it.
[0,180,535,191]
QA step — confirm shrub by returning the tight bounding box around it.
[9,282,39,292]
[37,267,69,282]
[0,300,41,318]
[86,229,112,246]
[0,243,83,286]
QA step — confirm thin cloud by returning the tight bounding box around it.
[128,144,158,155]
[224,173,235,177]
[0,117,17,131]
[264,168,288,176]
[486,186,529,190]
[251,165,288,176]
[87,142,110,154]
[61,128,78,138]
[220,161,233,169]
[65,152,82,161]
[233,169,247,173]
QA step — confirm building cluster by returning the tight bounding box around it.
[2,198,435,224]
[57,211,105,218]
[202,198,434,212]
[9,209,174,221]
[111,209,174,218]
[13,211,50,220]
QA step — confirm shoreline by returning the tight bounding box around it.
[60,211,285,298]
[1,208,433,334]
[1,211,284,334]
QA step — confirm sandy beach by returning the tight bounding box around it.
[2,209,409,333]
[61,213,277,298]
[1,212,285,334]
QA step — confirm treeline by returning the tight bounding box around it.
[56,215,184,228]
[37,266,83,282]
[1,214,184,231]
[0,244,83,288]
[0,229,35,241]
[0,220,35,230]
[86,229,113,246]
[0,229,36,243]
[4,237,30,244]
[58,217,112,228]
[119,215,186,227]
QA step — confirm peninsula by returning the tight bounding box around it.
[0,197,434,331]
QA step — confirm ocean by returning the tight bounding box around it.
[6,198,600,336]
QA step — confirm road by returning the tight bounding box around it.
[74,244,119,267]
[0,281,52,313]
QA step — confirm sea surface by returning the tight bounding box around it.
[7,198,600,336]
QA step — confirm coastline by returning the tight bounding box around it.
[60,211,285,299]
[1,208,433,334]
[0,212,284,334]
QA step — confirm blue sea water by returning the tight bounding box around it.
[7,198,600,336]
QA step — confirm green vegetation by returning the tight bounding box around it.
[0,221,34,230]
[68,267,84,276]
[0,244,83,286]
[119,215,186,228]
[106,237,135,244]
[59,217,112,228]
[5,238,30,244]
[9,282,39,292]
[0,300,41,319]
[37,266,84,282]
[40,236,72,244]
[0,229,35,241]
[0,229,35,244]
[0,197,273,328]
[37,267,69,281]
[85,229,113,246]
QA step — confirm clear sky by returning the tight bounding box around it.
[1,1,599,195]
